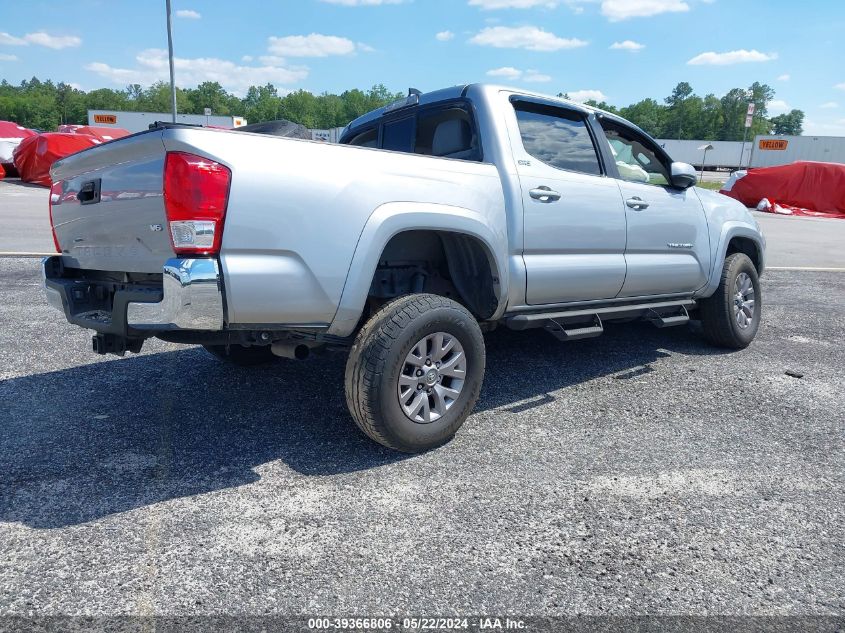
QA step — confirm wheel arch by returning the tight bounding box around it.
[695,223,765,299]
[328,202,508,337]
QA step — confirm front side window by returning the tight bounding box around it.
[514,102,601,176]
[600,121,671,186]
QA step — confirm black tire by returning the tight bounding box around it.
[345,294,485,453]
[203,344,278,366]
[698,253,761,349]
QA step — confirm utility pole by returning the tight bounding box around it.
[165,0,177,123]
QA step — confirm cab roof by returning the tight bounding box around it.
[343,83,650,141]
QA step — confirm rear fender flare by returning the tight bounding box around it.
[327,202,508,337]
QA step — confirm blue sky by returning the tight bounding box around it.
[1,0,844,134]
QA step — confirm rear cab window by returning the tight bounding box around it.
[340,100,482,162]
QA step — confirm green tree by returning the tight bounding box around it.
[187,81,232,116]
[279,89,319,128]
[665,81,694,139]
[583,99,618,114]
[769,110,804,135]
[619,98,667,137]
[242,83,281,123]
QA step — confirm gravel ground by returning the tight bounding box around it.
[0,258,843,623]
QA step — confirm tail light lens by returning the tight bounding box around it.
[163,151,231,256]
[48,181,62,253]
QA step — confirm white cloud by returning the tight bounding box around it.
[435,30,455,41]
[610,40,645,52]
[469,0,559,8]
[777,74,790,81]
[0,53,18,61]
[803,117,845,136]
[566,89,608,102]
[487,66,523,80]
[820,102,839,109]
[487,66,552,83]
[0,32,27,46]
[687,49,777,66]
[0,31,81,49]
[258,55,287,65]
[268,33,359,57]
[768,99,789,114]
[85,48,308,96]
[175,9,201,19]
[835,83,845,91]
[601,0,689,21]
[319,0,406,4]
[22,32,82,49]
[469,26,588,51]
[241,55,254,62]
[524,69,552,82]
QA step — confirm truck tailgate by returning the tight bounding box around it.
[50,129,174,273]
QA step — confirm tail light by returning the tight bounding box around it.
[48,181,62,253]
[163,151,231,256]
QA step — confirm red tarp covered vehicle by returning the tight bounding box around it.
[720,161,845,219]
[0,120,37,175]
[56,125,131,142]
[13,133,102,186]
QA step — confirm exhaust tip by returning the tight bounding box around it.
[271,341,311,360]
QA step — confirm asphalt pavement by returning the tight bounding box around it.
[0,256,842,619]
[0,176,843,625]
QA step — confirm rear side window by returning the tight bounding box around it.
[348,128,377,148]
[416,107,479,161]
[340,100,482,162]
[514,102,601,176]
[382,117,415,152]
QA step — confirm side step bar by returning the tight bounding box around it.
[506,298,695,341]
[506,299,695,330]
[648,305,690,328]
[545,315,604,341]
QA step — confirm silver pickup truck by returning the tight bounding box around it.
[43,84,765,452]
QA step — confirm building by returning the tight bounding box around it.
[657,139,746,170]
[310,127,345,143]
[658,135,845,171]
[749,135,845,168]
[87,110,247,134]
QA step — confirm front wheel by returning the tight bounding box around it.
[344,294,485,453]
[698,253,761,349]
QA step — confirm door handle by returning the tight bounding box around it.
[626,196,649,210]
[529,186,561,202]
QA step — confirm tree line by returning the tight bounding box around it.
[1,76,804,139]
[0,78,404,131]
[571,81,804,139]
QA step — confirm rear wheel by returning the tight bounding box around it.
[698,253,761,349]
[203,344,278,366]
[345,294,485,453]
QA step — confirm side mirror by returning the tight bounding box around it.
[670,161,697,189]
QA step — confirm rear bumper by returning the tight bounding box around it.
[42,256,225,335]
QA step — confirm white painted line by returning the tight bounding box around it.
[768,266,845,272]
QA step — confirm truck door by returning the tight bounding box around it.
[507,98,627,305]
[595,118,711,297]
